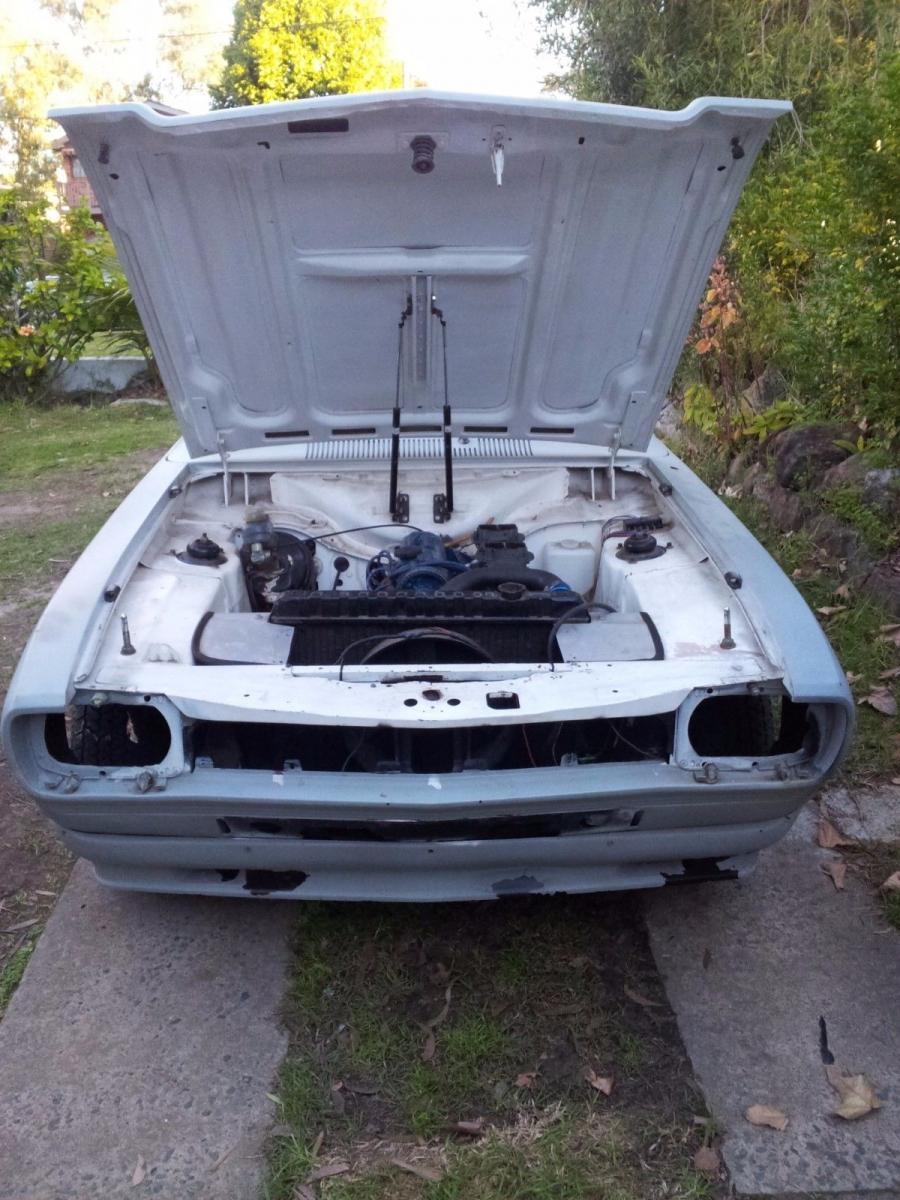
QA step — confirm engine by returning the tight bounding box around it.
[253,522,582,667]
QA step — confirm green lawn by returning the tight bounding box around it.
[0,401,178,484]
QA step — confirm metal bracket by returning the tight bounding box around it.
[217,432,231,507]
[433,493,450,524]
[490,127,506,186]
[393,492,410,524]
[607,429,621,500]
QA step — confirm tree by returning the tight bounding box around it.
[209,0,402,108]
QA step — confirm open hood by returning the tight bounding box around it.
[53,91,789,458]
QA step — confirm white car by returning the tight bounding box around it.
[1,91,852,900]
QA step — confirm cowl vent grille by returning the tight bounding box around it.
[305,437,533,462]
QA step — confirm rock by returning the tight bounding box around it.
[655,399,683,440]
[725,449,753,486]
[768,424,854,491]
[747,473,804,531]
[821,452,877,492]
[806,512,874,578]
[862,467,899,519]
[110,396,168,408]
[741,363,787,413]
[863,553,900,618]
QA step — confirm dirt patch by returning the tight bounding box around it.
[0,445,169,994]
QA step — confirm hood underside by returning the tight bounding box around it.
[53,91,790,458]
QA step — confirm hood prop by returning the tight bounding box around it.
[388,293,455,525]
[432,299,454,524]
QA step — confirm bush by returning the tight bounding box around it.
[0,191,144,402]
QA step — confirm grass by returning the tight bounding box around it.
[846,842,900,932]
[0,508,117,591]
[263,898,717,1200]
[0,938,38,1017]
[0,400,178,484]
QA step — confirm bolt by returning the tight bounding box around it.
[91,692,108,708]
[120,613,136,656]
[720,607,736,650]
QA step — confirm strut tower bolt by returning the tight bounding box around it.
[120,613,136,656]
[720,607,736,650]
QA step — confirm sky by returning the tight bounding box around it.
[1,0,561,114]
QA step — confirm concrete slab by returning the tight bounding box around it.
[645,808,900,1197]
[817,783,900,844]
[0,860,295,1200]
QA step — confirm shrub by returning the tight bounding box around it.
[0,191,142,402]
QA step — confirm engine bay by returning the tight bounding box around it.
[100,458,764,677]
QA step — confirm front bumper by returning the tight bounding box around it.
[35,758,819,900]
[64,817,788,900]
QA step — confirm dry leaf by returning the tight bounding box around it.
[861,688,897,717]
[879,624,900,648]
[835,583,851,600]
[879,666,900,680]
[624,984,662,1008]
[422,1031,436,1062]
[391,1158,443,1183]
[879,871,900,893]
[745,1104,789,1131]
[693,1145,720,1175]
[825,1065,882,1120]
[422,983,453,1031]
[452,1118,485,1136]
[515,1071,537,1089]
[817,817,854,849]
[821,860,847,891]
[1,917,40,932]
[817,605,847,617]
[583,1067,614,1095]
[131,1156,146,1187]
[306,1162,350,1183]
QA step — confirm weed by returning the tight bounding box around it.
[0,938,37,1016]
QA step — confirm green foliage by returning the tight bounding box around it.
[534,0,900,449]
[0,937,37,1017]
[210,0,402,108]
[0,191,143,402]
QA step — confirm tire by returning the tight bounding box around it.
[67,704,141,766]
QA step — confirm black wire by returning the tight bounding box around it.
[336,626,494,680]
[547,601,591,670]
[307,523,425,544]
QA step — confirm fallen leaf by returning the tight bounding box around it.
[879,871,900,893]
[390,1158,443,1183]
[515,1071,537,1089]
[306,1162,350,1183]
[879,625,900,648]
[835,583,851,600]
[451,1118,485,1136]
[880,623,900,634]
[861,688,897,717]
[583,1067,614,1095]
[1,917,40,933]
[624,984,662,1008]
[817,818,854,850]
[422,983,453,1031]
[879,666,900,681]
[817,605,847,617]
[693,1145,720,1175]
[745,1104,789,1131]
[131,1155,146,1187]
[422,1031,436,1062]
[821,860,847,890]
[845,671,862,685]
[825,1065,882,1120]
